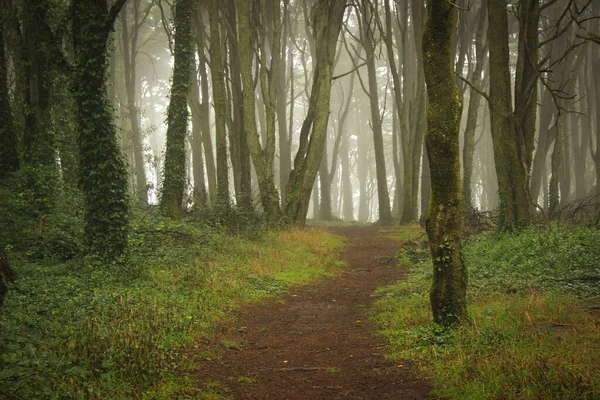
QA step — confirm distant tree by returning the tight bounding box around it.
[71,0,129,258]
[208,0,231,212]
[160,0,194,218]
[224,0,252,213]
[422,0,468,325]
[462,2,487,212]
[359,0,392,225]
[121,0,152,204]
[191,9,217,205]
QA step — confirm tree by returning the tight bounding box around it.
[422,0,467,325]
[462,1,487,212]
[284,0,347,225]
[71,0,129,259]
[359,0,392,225]
[160,0,194,218]
[121,0,152,203]
[0,17,18,181]
[208,0,231,212]
[238,0,283,221]
[191,8,217,205]
[487,0,531,229]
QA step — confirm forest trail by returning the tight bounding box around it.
[192,225,433,399]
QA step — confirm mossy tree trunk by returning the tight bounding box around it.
[71,0,129,259]
[160,0,194,219]
[422,0,468,326]
[284,0,346,226]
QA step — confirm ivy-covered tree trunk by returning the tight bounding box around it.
[0,19,19,181]
[284,0,346,226]
[160,0,194,219]
[71,0,129,259]
[422,0,468,326]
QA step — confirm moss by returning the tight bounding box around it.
[422,0,468,325]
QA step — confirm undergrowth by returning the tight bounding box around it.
[0,209,344,398]
[375,225,600,400]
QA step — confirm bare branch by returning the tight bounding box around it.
[455,73,490,103]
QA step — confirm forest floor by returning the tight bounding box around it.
[192,225,434,399]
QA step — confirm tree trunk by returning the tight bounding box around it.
[160,0,194,218]
[238,0,282,221]
[121,2,148,203]
[284,0,346,226]
[208,0,231,212]
[423,0,467,326]
[487,0,530,229]
[192,10,218,205]
[225,0,252,212]
[549,113,563,218]
[72,0,129,259]
[462,1,487,211]
[341,126,354,220]
[189,58,208,207]
[0,18,18,181]
[361,0,392,225]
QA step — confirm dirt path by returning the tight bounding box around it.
[193,226,433,399]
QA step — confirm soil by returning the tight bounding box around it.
[192,225,434,399]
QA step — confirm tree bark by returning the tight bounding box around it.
[284,0,346,226]
[192,10,218,205]
[462,1,487,211]
[487,0,530,229]
[160,0,194,218]
[423,0,467,326]
[208,0,231,212]
[360,0,392,225]
[238,0,282,221]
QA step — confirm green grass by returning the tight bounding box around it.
[374,225,600,400]
[0,212,344,398]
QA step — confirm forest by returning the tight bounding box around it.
[1,0,599,398]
